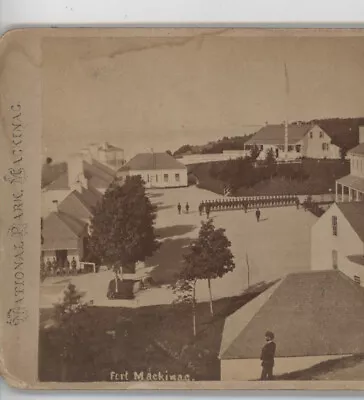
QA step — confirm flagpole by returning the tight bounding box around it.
[284,63,289,162]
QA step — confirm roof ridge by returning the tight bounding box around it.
[56,210,86,235]
[70,189,94,215]
[47,212,81,238]
[219,278,284,359]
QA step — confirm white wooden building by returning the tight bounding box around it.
[244,123,341,160]
[118,152,188,188]
[336,127,364,202]
[311,202,364,285]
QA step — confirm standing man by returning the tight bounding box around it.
[185,202,190,214]
[177,202,182,215]
[295,196,300,210]
[206,204,211,219]
[243,200,248,214]
[198,202,203,216]
[255,207,261,222]
[260,331,276,381]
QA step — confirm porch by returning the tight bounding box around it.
[335,175,364,203]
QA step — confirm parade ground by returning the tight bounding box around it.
[40,185,318,308]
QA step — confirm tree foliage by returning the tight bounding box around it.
[264,148,276,178]
[183,219,235,281]
[88,175,159,271]
[249,144,261,161]
[176,219,235,320]
[52,283,93,381]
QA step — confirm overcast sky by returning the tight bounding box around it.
[42,33,364,161]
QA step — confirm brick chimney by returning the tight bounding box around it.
[50,199,59,213]
[68,152,87,193]
[359,126,364,144]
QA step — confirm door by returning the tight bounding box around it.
[55,249,68,267]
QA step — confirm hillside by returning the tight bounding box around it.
[174,117,363,157]
[173,134,254,156]
[309,117,363,151]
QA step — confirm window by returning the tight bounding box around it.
[164,173,169,183]
[319,131,324,138]
[175,173,180,182]
[322,143,329,151]
[354,275,361,285]
[155,174,158,182]
[147,174,150,182]
[310,132,313,139]
[288,145,294,152]
[332,215,338,236]
[296,145,301,153]
[332,250,338,270]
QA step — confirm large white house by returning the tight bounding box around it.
[118,152,188,188]
[244,123,341,160]
[219,270,364,381]
[336,127,364,202]
[311,202,364,286]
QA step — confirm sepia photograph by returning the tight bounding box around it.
[2,28,364,389]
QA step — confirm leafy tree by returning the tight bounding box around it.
[88,175,159,288]
[52,284,91,381]
[264,148,276,178]
[339,146,348,161]
[173,279,197,336]
[249,144,261,161]
[40,218,47,282]
[180,219,235,318]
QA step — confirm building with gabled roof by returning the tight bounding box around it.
[42,208,89,271]
[42,151,116,217]
[41,184,103,270]
[311,201,364,286]
[336,127,364,202]
[244,123,341,160]
[41,142,124,271]
[118,152,188,188]
[219,270,364,381]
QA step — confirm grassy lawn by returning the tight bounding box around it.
[39,288,266,382]
[190,159,350,196]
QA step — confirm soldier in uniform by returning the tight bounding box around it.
[206,203,211,219]
[260,331,276,380]
[256,207,261,222]
[295,196,300,209]
[46,258,52,274]
[71,257,77,273]
[198,202,204,216]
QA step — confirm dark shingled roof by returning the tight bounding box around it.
[44,159,115,191]
[58,187,101,221]
[336,202,364,243]
[42,211,86,250]
[121,152,186,171]
[220,270,364,360]
[245,124,313,146]
[348,143,364,156]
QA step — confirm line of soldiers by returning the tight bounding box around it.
[198,195,300,214]
[44,257,78,276]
